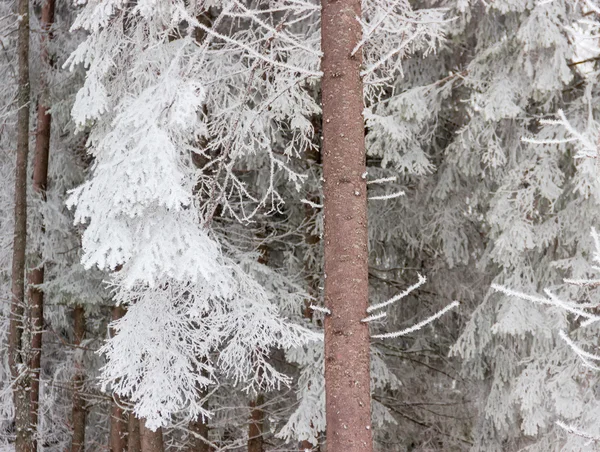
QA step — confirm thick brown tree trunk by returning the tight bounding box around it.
[127,413,142,452]
[247,394,265,452]
[321,0,373,450]
[8,0,32,448]
[28,0,56,438]
[70,305,86,452]
[109,306,127,452]
[140,419,164,452]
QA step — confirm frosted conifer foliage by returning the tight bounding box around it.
[66,0,320,429]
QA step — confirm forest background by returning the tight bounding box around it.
[3,0,600,451]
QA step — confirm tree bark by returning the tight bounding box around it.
[109,306,127,452]
[71,305,86,452]
[9,0,32,448]
[127,413,142,452]
[187,414,210,452]
[300,440,316,451]
[300,168,320,451]
[321,0,373,450]
[247,394,265,452]
[140,419,164,452]
[28,0,56,438]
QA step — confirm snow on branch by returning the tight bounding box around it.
[301,199,323,209]
[369,191,405,200]
[367,273,426,313]
[583,0,600,15]
[361,32,422,77]
[372,301,459,339]
[309,305,331,315]
[367,176,397,185]
[193,20,322,78]
[229,0,322,57]
[558,330,600,370]
[491,284,600,325]
[362,311,387,323]
[352,0,404,56]
[563,277,600,288]
[522,110,598,159]
[557,420,600,442]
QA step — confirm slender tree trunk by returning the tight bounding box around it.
[246,241,270,452]
[109,386,127,451]
[247,394,265,452]
[127,413,142,452]
[28,0,56,438]
[140,419,164,452]
[303,142,321,322]
[300,168,320,452]
[321,0,373,450]
[70,305,86,452]
[9,0,32,448]
[109,306,127,452]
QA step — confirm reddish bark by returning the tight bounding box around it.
[321,0,373,450]
[140,419,164,452]
[109,306,127,452]
[29,0,56,437]
[8,0,32,447]
[299,440,319,451]
[70,305,86,452]
[247,394,265,452]
[127,413,142,452]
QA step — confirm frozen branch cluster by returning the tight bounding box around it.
[66,0,326,429]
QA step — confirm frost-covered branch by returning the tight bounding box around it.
[557,420,600,442]
[301,199,323,209]
[372,301,459,339]
[362,311,387,323]
[367,176,397,185]
[558,330,600,370]
[491,284,600,324]
[522,110,598,159]
[369,191,405,200]
[367,273,426,313]
[309,305,330,315]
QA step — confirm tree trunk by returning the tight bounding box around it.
[109,306,127,452]
[246,242,270,452]
[300,171,320,451]
[247,394,265,452]
[300,440,315,451]
[109,389,127,452]
[140,419,164,452]
[321,0,373,450]
[28,0,56,438]
[127,413,142,452]
[71,305,86,452]
[187,414,210,452]
[9,0,32,448]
